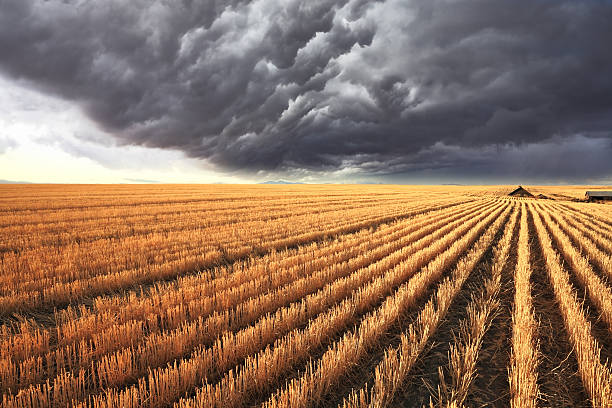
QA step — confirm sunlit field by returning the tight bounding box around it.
[1,184,611,407]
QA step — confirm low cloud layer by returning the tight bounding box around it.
[1,0,611,181]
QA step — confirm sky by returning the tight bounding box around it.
[1,0,612,184]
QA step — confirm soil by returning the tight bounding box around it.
[526,210,591,407]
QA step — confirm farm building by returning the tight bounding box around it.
[585,191,612,201]
[508,186,534,198]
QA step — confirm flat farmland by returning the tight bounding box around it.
[1,184,612,408]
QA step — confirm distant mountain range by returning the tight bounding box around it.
[259,180,305,184]
[0,179,32,184]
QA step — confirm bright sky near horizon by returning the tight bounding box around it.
[0,76,249,184]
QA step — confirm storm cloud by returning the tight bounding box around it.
[1,0,611,180]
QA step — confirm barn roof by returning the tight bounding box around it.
[586,191,612,197]
[508,186,534,197]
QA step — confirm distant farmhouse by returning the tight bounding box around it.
[585,191,612,201]
[508,186,534,198]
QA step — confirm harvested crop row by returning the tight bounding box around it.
[540,202,612,277]
[3,186,610,408]
[432,204,519,408]
[530,205,612,407]
[188,204,509,408]
[0,194,407,231]
[1,202,502,407]
[0,185,457,212]
[1,196,419,251]
[339,205,512,408]
[0,199,484,369]
[0,201,495,395]
[73,204,508,408]
[54,200,488,347]
[553,203,612,246]
[557,203,612,233]
[509,204,538,408]
[1,199,468,316]
[533,204,612,335]
[0,200,426,292]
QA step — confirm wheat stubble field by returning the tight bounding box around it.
[1,185,612,408]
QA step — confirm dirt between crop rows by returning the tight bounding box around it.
[527,211,590,408]
[467,215,520,407]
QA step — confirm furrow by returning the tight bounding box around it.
[509,204,539,408]
[338,205,511,408]
[431,203,519,408]
[530,204,612,407]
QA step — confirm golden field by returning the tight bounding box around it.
[1,184,611,408]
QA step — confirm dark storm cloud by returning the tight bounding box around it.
[376,135,612,185]
[1,0,611,180]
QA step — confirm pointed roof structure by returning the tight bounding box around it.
[508,186,534,197]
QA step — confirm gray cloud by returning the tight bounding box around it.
[1,0,611,181]
[0,135,17,154]
[377,135,612,185]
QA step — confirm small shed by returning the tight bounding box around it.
[508,186,534,198]
[585,191,612,201]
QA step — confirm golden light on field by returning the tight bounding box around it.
[0,184,611,407]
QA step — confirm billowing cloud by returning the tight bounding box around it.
[1,0,611,181]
